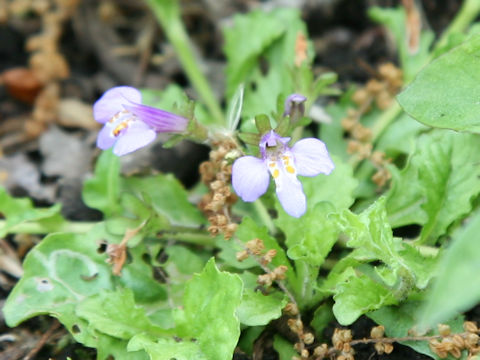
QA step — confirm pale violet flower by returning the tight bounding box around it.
[94,86,188,156]
[283,93,307,117]
[232,130,334,218]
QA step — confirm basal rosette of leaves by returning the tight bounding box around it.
[4,1,480,359]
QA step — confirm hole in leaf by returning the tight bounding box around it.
[72,324,81,334]
[97,241,108,254]
[392,224,421,239]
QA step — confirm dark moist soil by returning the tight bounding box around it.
[0,0,465,359]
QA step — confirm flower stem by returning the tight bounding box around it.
[1,220,96,234]
[145,0,224,125]
[435,0,480,52]
[254,199,276,235]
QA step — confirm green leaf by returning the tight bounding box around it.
[333,198,403,268]
[128,334,207,360]
[224,10,286,98]
[273,335,298,360]
[418,209,480,327]
[174,258,243,360]
[333,272,397,325]
[276,202,338,266]
[369,301,465,359]
[3,224,167,347]
[165,245,209,275]
[255,114,272,134]
[237,289,287,326]
[224,9,309,132]
[0,187,64,237]
[397,34,480,132]
[386,130,480,243]
[82,150,121,217]
[333,198,437,292]
[301,156,357,211]
[123,174,206,227]
[76,288,170,340]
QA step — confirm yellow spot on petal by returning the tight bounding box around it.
[272,169,280,179]
[286,166,295,174]
[112,121,128,136]
[269,162,276,168]
[282,155,289,161]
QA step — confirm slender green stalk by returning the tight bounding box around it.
[254,199,276,235]
[435,0,480,52]
[371,102,402,142]
[2,221,96,234]
[158,231,216,246]
[145,0,224,124]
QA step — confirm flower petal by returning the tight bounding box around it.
[123,103,188,133]
[93,86,142,124]
[96,123,116,150]
[274,166,306,218]
[112,121,156,156]
[291,138,335,177]
[232,156,270,202]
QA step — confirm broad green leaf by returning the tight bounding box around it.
[123,174,206,227]
[397,34,480,132]
[333,272,397,325]
[4,230,114,330]
[165,245,209,275]
[237,289,287,326]
[369,6,434,81]
[386,130,480,243]
[0,187,64,237]
[174,258,243,360]
[76,288,170,340]
[224,10,286,98]
[3,224,167,348]
[418,210,480,327]
[301,155,357,211]
[333,198,404,268]
[276,202,338,266]
[82,150,121,217]
[333,198,437,291]
[369,301,465,359]
[128,334,207,360]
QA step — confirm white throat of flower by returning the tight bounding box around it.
[107,109,138,138]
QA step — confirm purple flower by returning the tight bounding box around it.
[94,86,188,156]
[232,130,334,218]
